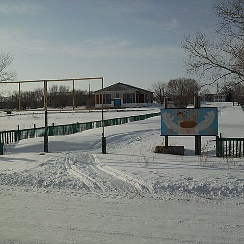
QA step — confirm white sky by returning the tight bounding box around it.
[0,0,219,92]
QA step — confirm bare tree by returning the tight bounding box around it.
[48,85,71,108]
[166,78,200,108]
[48,85,59,108]
[182,0,244,86]
[58,85,70,108]
[221,81,244,104]
[0,53,16,82]
[151,81,167,104]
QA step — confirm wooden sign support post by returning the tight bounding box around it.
[194,96,201,155]
[164,97,169,147]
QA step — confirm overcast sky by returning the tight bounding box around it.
[0,0,220,92]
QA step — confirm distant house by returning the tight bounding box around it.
[202,93,226,102]
[94,82,153,108]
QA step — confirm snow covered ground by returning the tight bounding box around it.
[0,107,153,131]
[0,103,243,244]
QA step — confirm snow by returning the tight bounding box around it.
[0,102,244,244]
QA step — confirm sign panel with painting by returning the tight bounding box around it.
[161,107,218,136]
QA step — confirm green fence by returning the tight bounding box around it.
[0,112,160,151]
[216,136,244,158]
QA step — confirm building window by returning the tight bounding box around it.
[123,94,126,103]
[103,94,112,104]
[96,95,100,104]
[138,94,144,103]
[100,94,102,104]
[123,93,135,104]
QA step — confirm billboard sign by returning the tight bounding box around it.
[161,107,218,136]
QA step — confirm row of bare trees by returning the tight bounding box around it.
[152,78,244,107]
[47,85,94,109]
[0,85,94,110]
[152,78,200,107]
[220,82,244,105]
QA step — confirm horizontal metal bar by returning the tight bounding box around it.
[1,77,104,84]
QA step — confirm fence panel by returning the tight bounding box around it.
[0,111,160,147]
[216,137,244,158]
[0,130,17,144]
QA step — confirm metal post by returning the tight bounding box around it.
[18,83,21,111]
[44,80,48,153]
[17,125,20,141]
[101,77,106,154]
[216,135,219,157]
[34,124,36,137]
[194,96,201,155]
[0,142,3,155]
[72,79,75,110]
[164,97,169,147]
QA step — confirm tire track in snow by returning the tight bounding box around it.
[64,153,137,194]
[64,154,106,192]
[63,152,154,195]
[92,154,154,194]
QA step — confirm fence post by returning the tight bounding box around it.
[216,135,220,157]
[34,124,36,137]
[0,142,3,155]
[16,125,20,141]
[77,122,80,132]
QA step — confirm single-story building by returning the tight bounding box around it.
[94,82,153,108]
[201,93,227,102]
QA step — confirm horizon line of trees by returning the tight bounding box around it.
[152,78,200,107]
[152,78,244,107]
[0,85,95,110]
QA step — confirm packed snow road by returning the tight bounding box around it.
[1,184,243,244]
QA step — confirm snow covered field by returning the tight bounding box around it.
[0,103,243,244]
